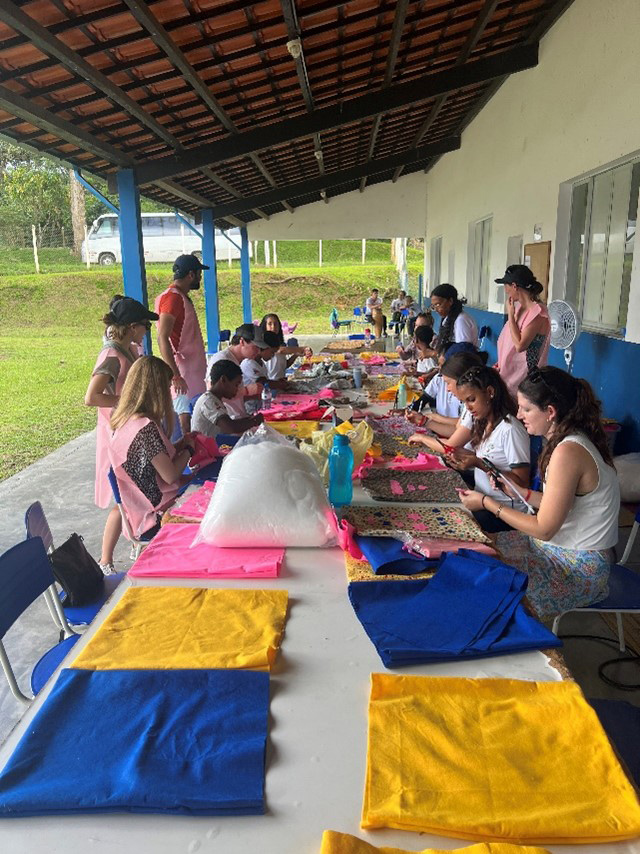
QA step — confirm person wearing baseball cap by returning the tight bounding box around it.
[207,322,270,418]
[86,295,159,575]
[155,254,210,434]
[495,264,550,398]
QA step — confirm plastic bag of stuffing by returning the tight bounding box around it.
[193,423,337,547]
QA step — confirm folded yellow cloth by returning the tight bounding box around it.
[321,831,552,854]
[362,674,640,844]
[72,587,288,671]
[376,381,420,404]
[345,552,435,583]
[269,420,319,439]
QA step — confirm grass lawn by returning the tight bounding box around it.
[0,255,424,479]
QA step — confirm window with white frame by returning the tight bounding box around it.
[468,216,492,307]
[565,159,639,334]
[429,236,442,288]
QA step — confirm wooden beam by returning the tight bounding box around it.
[212,135,460,218]
[136,44,538,184]
[0,1,182,151]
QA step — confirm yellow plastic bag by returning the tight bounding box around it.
[299,421,373,484]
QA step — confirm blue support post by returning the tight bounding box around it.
[418,273,424,309]
[201,209,220,354]
[116,169,150,352]
[240,226,252,324]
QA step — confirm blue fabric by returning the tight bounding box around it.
[190,458,223,484]
[354,535,438,576]
[0,668,269,817]
[348,551,561,667]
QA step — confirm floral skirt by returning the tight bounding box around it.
[494,531,611,618]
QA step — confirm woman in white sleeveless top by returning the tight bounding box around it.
[460,366,619,617]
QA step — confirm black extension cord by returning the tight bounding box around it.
[558,632,640,691]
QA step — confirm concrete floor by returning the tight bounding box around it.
[1,330,639,745]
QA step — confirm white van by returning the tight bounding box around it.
[81,212,244,266]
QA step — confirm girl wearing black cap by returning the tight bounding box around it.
[428,284,478,356]
[85,296,158,574]
[495,265,550,398]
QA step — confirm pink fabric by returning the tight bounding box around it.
[175,481,216,520]
[496,301,550,398]
[108,416,181,539]
[388,452,447,472]
[333,515,364,560]
[155,286,207,398]
[93,344,137,508]
[390,480,404,496]
[128,523,283,578]
[190,434,219,467]
[261,390,336,420]
[406,537,497,559]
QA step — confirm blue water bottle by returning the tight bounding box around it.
[328,434,354,507]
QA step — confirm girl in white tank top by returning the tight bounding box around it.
[460,367,620,617]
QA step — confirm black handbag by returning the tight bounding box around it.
[48,533,105,607]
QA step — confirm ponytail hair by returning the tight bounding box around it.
[431,283,466,353]
[518,366,613,478]
[259,313,285,347]
[456,365,517,449]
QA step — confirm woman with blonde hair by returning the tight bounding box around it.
[85,296,157,573]
[108,356,195,541]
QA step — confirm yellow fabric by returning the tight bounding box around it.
[300,421,374,484]
[376,380,420,404]
[72,587,288,671]
[363,674,640,844]
[345,552,435,583]
[269,420,319,439]
[320,831,552,854]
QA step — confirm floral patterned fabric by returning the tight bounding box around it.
[343,505,491,545]
[361,468,465,503]
[495,531,611,618]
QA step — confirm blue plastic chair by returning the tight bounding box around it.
[330,308,352,334]
[25,502,125,630]
[0,537,80,705]
[218,329,231,350]
[552,560,640,652]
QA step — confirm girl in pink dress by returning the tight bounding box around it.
[495,265,550,399]
[85,297,158,573]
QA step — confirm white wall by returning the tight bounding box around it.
[423,0,640,341]
[247,171,428,239]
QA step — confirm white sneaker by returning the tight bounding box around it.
[99,562,116,576]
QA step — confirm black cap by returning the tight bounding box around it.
[235,322,269,349]
[173,254,209,278]
[495,264,542,293]
[110,296,158,324]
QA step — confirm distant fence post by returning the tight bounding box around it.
[319,239,323,267]
[362,238,366,264]
[272,240,277,267]
[31,225,40,273]
[227,239,232,268]
[84,224,90,269]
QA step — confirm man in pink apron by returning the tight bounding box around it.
[156,254,209,435]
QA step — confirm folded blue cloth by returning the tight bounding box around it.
[348,551,561,667]
[354,535,438,575]
[0,668,269,817]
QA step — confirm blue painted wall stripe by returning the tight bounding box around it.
[465,307,640,454]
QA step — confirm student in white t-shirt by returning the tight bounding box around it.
[259,313,312,381]
[192,360,263,438]
[207,323,269,418]
[425,283,478,358]
[240,331,280,387]
[409,365,530,532]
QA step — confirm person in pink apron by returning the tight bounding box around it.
[156,254,209,436]
[85,296,158,574]
[108,356,195,540]
[494,265,550,400]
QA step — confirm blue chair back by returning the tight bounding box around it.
[0,538,55,639]
[107,467,122,505]
[353,307,362,317]
[25,502,54,552]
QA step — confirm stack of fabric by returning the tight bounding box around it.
[362,673,640,842]
[348,551,561,666]
[320,831,553,853]
[0,587,289,817]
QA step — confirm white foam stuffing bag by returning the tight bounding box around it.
[196,441,337,547]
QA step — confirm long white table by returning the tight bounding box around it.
[1,541,638,854]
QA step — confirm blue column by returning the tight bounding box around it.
[240,226,252,324]
[418,273,424,309]
[116,169,151,353]
[201,209,220,353]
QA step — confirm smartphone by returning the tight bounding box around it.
[481,458,535,514]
